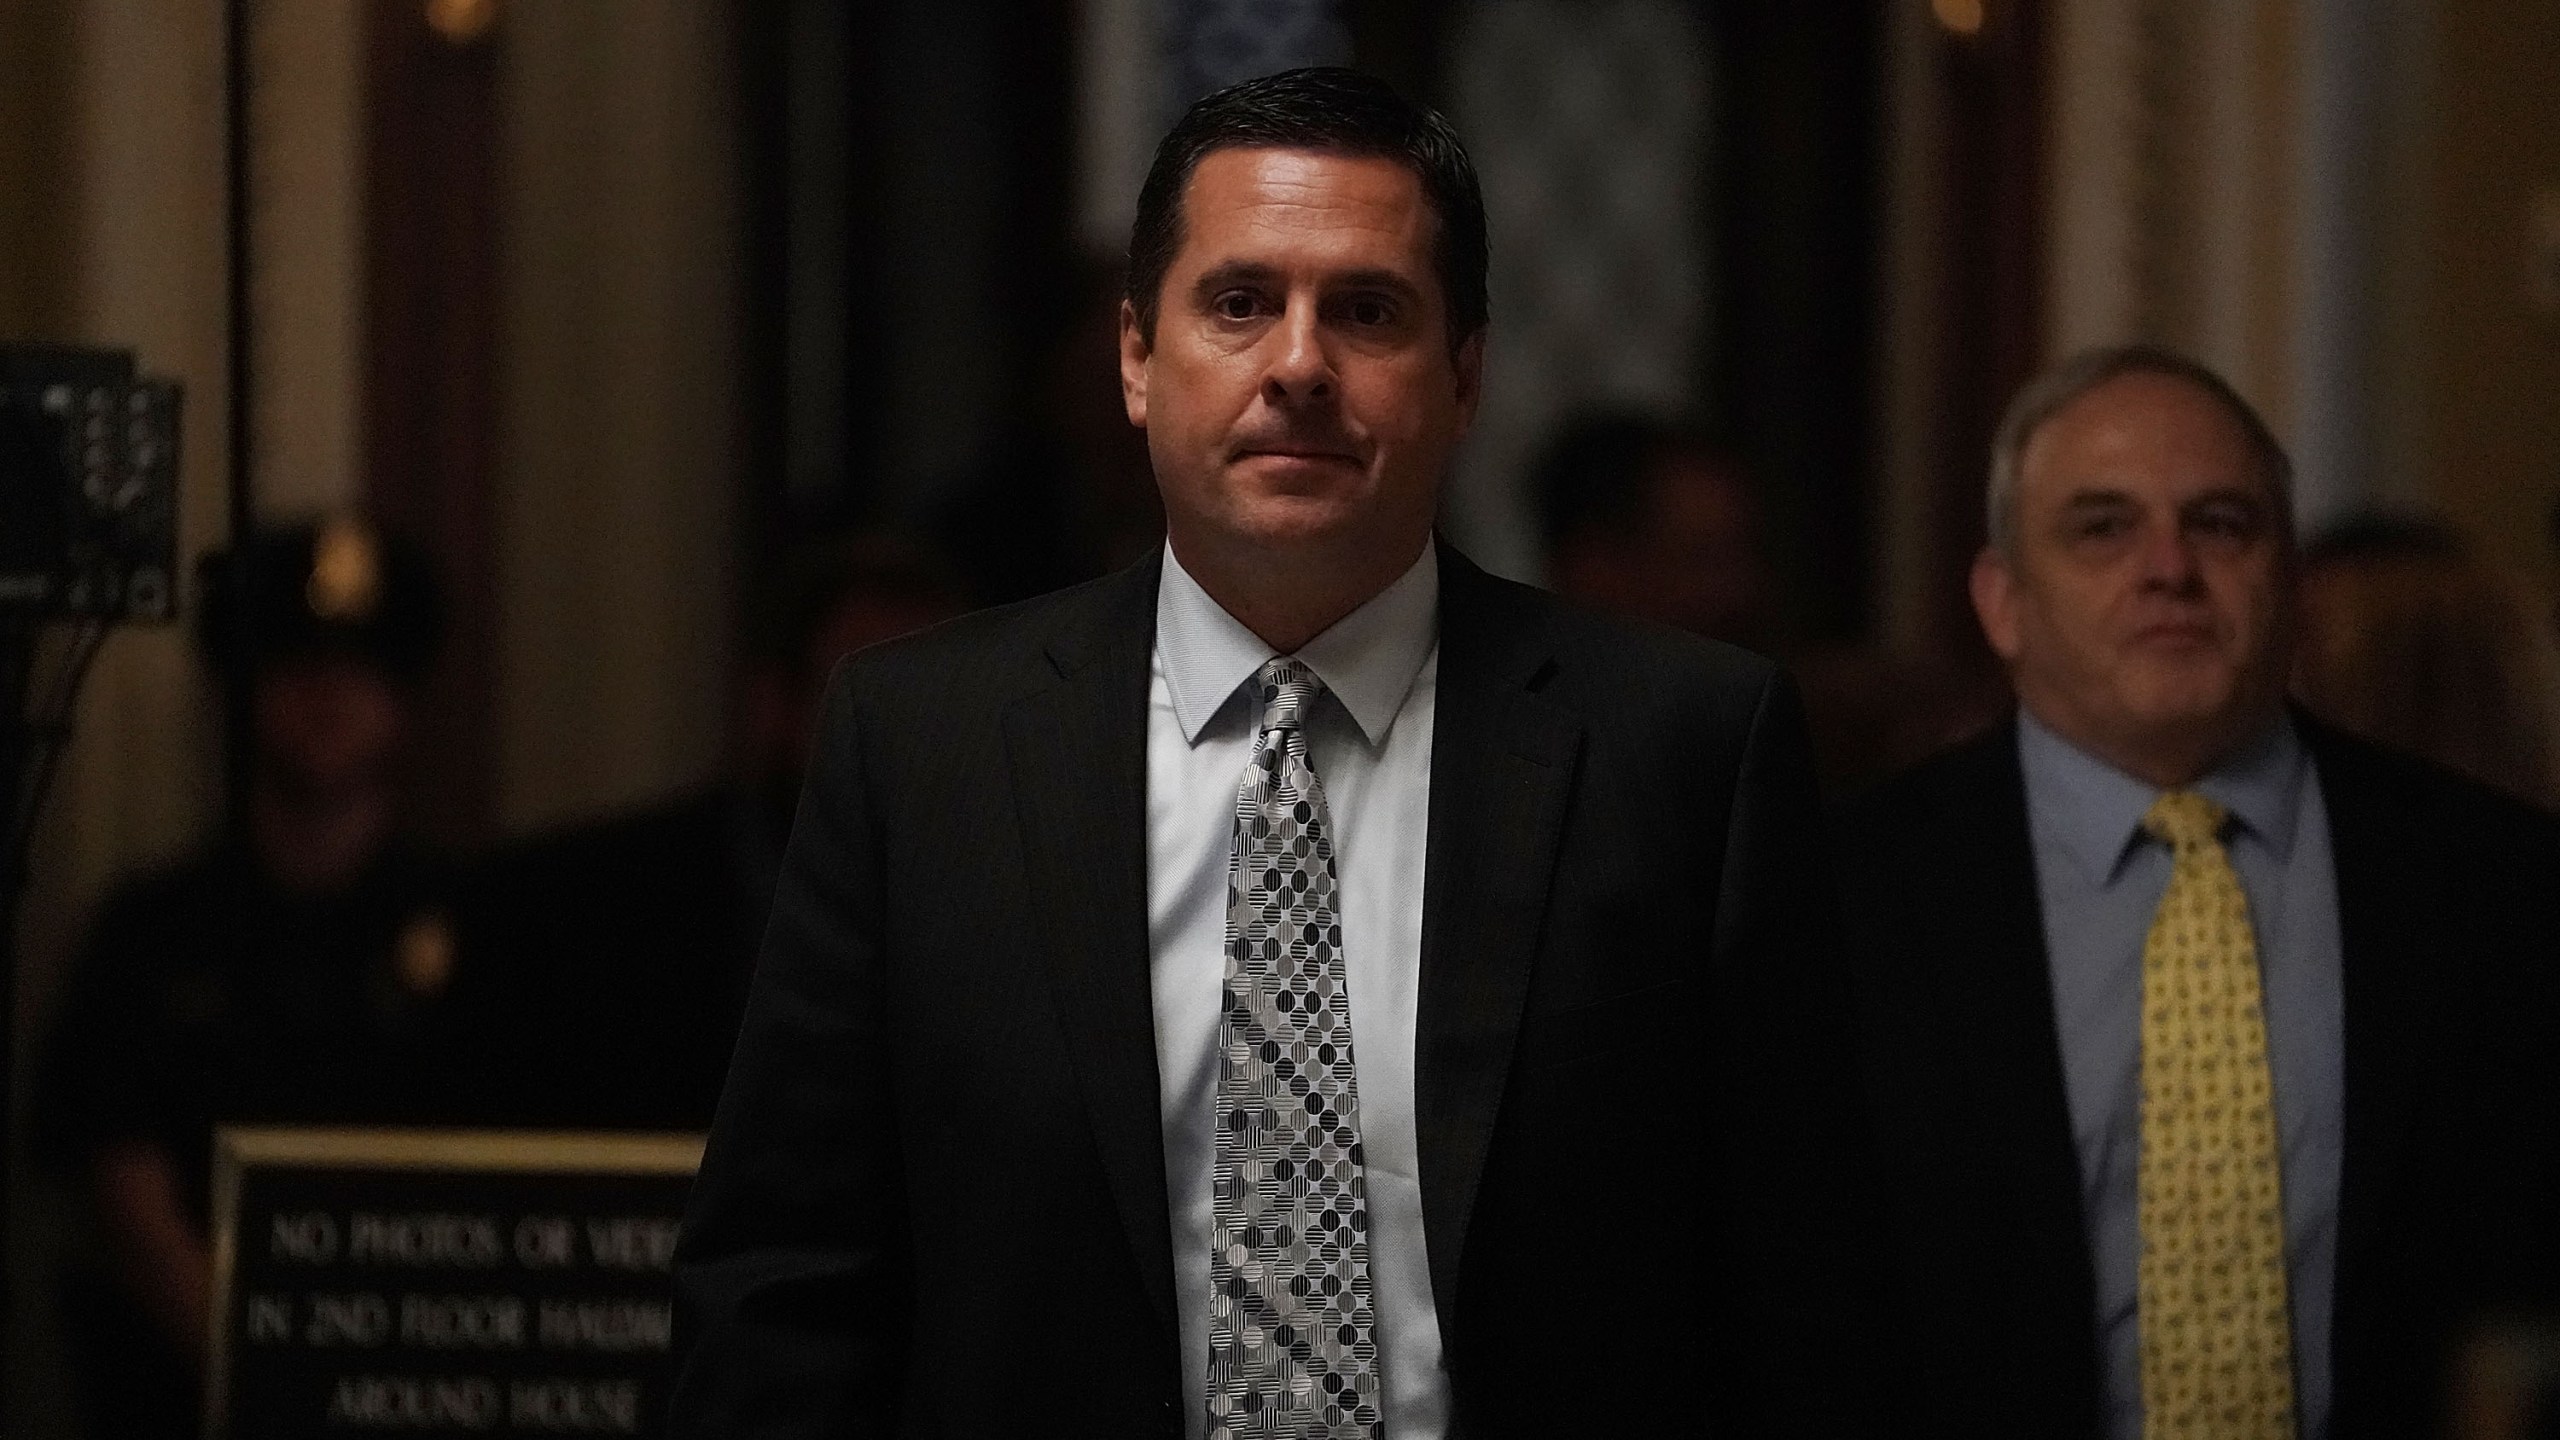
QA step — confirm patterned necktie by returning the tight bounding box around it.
[2137,791,2297,1440]
[1206,658,1380,1440]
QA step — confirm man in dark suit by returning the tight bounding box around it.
[1839,343,2560,1439]
[672,68,1876,1438]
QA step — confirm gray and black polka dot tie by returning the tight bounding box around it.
[1205,658,1381,1440]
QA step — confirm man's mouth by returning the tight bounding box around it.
[2128,621,2219,649]
[1235,446,1361,467]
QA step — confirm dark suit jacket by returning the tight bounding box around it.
[1838,713,2560,1439]
[671,543,1881,1437]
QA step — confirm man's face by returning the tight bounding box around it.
[1971,371,2294,781]
[1121,147,1481,570]
[1551,452,1771,646]
[253,657,410,801]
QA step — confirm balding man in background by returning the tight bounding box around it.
[1838,345,2560,1439]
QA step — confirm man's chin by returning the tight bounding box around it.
[2121,687,2234,733]
[2113,646,2242,708]
[1220,495,1373,550]
[2115,672,2284,756]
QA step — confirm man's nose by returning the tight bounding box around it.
[2136,520,2203,591]
[1260,301,1335,407]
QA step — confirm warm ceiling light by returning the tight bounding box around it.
[424,0,496,45]
[1933,0,1987,37]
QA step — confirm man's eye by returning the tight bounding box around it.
[2073,514,2132,540]
[2189,506,2263,540]
[1212,292,1261,321]
[1347,297,1392,327]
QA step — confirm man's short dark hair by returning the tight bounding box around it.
[1125,66,1489,351]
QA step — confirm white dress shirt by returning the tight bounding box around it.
[1148,540,1448,1440]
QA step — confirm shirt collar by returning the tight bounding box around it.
[2017,704,2307,884]
[1153,541,1439,747]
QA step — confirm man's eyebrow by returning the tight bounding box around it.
[1186,263,1427,303]
[1329,269,1425,300]
[1190,261,1281,299]
[2179,485,2271,509]
[2060,489,2139,510]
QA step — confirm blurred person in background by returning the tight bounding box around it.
[462,532,965,1132]
[1838,345,2560,1438]
[2293,514,2560,809]
[1531,410,1778,652]
[1529,409,2008,793]
[1528,409,2008,794]
[934,259,1166,606]
[34,517,481,1438]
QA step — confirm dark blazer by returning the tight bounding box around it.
[1838,713,2560,1439]
[671,543,1881,1437]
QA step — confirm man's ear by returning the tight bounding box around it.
[1970,546,2024,662]
[1452,328,1485,429]
[1118,298,1151,429]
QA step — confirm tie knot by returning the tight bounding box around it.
[2142,790,2229,851]
[1253,657,1324,736]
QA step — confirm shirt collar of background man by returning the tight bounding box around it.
[2020,703,2308,886]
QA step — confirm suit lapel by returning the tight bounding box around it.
[2302,718,2427,1341]
[1413,547,1584,1324]
[1917,727,2101,1369]
[1003,557,1178,1334]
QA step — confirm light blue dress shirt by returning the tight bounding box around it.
[1147,542,1449,1440]
[2017,707,2345,1440]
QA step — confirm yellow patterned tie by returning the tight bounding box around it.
[2137,791,2296,1439]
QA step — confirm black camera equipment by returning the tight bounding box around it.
[1,342,183,935]
[0,344,183,624]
